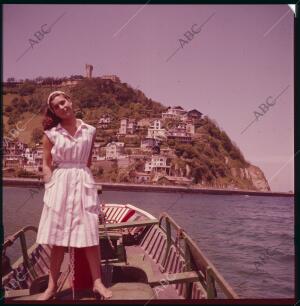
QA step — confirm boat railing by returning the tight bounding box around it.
[99,219,159,231]
[158,213,239,299]
[2,226,38,277]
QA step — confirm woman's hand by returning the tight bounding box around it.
[43,173,53,184]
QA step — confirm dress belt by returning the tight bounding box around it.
[55,161,88,169]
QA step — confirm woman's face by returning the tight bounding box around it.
[50,94,74,119]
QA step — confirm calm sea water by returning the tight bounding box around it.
[3,187,294,299]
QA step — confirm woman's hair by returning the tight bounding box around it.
[42,92,71,131]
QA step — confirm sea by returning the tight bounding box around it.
[3,186,294,299]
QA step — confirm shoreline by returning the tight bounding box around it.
[3,177,294,197]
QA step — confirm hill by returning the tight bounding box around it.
[3,77,270,191]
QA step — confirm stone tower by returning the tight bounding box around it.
[85,64,93,78]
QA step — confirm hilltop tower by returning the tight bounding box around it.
[85,64,93,78]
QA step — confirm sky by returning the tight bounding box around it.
[3,4,294,192]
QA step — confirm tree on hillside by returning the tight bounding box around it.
[69,78,165,119]
[35,76,44,83]
[19,98,29,112]
[192,165,209,184]
[5,105,13,113]
[19,82,35,96]
[31,128,44,144]
[11,97,19,108]
[27,97,43,113]
[7,77,16,83]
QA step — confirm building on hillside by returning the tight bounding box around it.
[141,138,157,150]
[185,109,203,121]
[162,107,202,122]
[161,106,187,120]
[119,119,127,135]
[167,128,192,143]
[173,122,195,135]
[127,119,137,135]
[34,144,43,167]
[119,118,137,135]
[152,175,193,186]
[3,155,27,168]
[105,142,125,160]
[24,148,35,164]
[3,140,27,155]
[186,122,195,135]
[134,172,151,184]
[147,119,166,139]
[86,64,93,78]
[92,142,103,161]
[60,80,80,86]
[97,115,112,129]
[101,75,120,82]
[145,155,171,175]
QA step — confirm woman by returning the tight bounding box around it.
[36,91,112,300]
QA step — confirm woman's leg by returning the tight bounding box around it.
[84,245,112,299]
[37,245,65,300]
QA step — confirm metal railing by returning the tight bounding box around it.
[158,213,239,299]
[2,226,38,277]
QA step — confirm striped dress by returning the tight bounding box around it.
[36,119,100,248]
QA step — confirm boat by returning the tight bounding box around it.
[2,187,239,300]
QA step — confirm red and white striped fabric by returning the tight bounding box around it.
[36,119,100,248]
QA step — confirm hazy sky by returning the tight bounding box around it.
[3,4,294,192]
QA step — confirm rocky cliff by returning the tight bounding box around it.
[230,166,270,191]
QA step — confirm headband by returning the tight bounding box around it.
[47,91,70,113]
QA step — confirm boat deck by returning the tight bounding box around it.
[6,243,180,301]
[3,204,239,301]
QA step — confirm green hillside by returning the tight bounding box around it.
[3,77,262,190]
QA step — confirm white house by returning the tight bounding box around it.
[173,122,195,135]
[167,129,192,143]
[152,119,162,130]
[105,142,125,160]
[186,122,195,135]
[92,142,103,161]
[145,155,170,174]
[98,115,111,128]
[101,75,121,82]
[61,80,80,86]
[119,119,137,135]
[147,119,166,139]
[127,120,137,134]
[162,106,187,120]
[119,119,127,135]
[24,148,35,164]
[3,155,26,168]
[3,140,26,155]
[134,172,151,184]
[34,145,43,166]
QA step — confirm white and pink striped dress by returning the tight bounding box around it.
[36,119,100,248]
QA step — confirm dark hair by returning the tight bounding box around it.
[42,92,71,131]
[42,107,61,131]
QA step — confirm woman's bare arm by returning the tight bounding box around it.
[43,134,54,183]
[87,132,96,169]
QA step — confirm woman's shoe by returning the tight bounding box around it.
[92,289,104,300]
[92,284,112,300]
